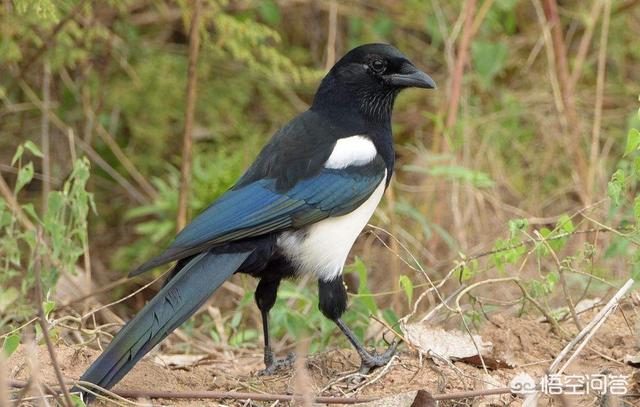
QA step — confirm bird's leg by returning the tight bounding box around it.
[335,318,398,375]
[254,278,295,376]
[318,277,397,375]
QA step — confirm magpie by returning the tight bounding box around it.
[75,43,435,400]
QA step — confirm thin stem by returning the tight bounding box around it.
[177,0,202,231]
[444,0,477,149]
[34,235,74,407]
[40,60,51,214]
[587,0,612,200]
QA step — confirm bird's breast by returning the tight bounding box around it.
[276,170,387,282]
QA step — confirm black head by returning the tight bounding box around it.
[312,43,436,123]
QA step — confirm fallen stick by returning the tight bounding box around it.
[8,379,515,403]
[549,278,634,374]
[524,278,634,406]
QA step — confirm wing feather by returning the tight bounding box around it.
[131,161,385,276]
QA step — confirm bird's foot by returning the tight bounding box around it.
[256,352,296,376]
[356,340,398,376]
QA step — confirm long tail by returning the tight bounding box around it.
[74,250,252,401]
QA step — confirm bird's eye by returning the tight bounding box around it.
[369,59,386,74]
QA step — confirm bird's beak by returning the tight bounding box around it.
[388,65,437,89]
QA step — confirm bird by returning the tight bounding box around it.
[75,43,435,401]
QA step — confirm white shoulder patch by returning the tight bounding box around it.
[324,135,377,169]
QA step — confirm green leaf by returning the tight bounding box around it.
[472,41,508,88]
[21,203,38,223]
[556,214,575,234]
[458,259,478,281]
[382,308,399,330]
[70,393,87,407]
[11,144,24,166]
[24,140,44,158]
[404,165,495,188]
[372,16,393,38]
[608,169,625,206]
[3,334,20,357]
[625,128,640,156]
[43,300,55,318]
[230,311,242,329]
[508,218,528,237]
[346,257,378,315]
[398,275,413,306]
[634,197,640,225]
[15,162,34,194]
[0,287,19,313]
[258,1,281,25]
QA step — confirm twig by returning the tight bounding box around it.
[587,0,611,200]
[370,314,407,348]
[466,226,634,262]
[325,0,338,70]
[176,0,202,231]
[453,277,566,336]
[34,234,74,407]
[12,377,33,407]
[533,230,581,331]
[526,279,635,405]
[420,285,467,323]
[0,352,8,407]
[351,355,399,394]
[41,60,51,214]
[553,279,634,374]
[614,0,640,14]
[469,0,495,36]
[96,124,158,201]
[539,0,589,203]
[569,0,604,88]
[59,277,129,307]
[444,0,477,149]
[80,268,169,321]
[9,379,519,403]
[15,81,149,203]
[0,173,35,230]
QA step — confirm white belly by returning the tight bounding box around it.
[277,172,386,281]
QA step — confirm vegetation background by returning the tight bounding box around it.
[1,0,640,385]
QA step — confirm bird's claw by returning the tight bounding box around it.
[256,352,296,376]
[357,340,398,375]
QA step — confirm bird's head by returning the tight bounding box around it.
[312,43,436,123]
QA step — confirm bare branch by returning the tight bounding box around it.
[177,0,203,231]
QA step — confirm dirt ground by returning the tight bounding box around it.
[6,301,640,406]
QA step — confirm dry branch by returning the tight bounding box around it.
[540,0,590,203]
[587,0,612,201]
[569,0,604,88]
[444,0,477,145]
[325,0,338,70]
[9,379,517,404]
[0,173,36,231]
[525,278,635,405]
[40,61,51,214]
[34,236,74,407]
[177,0,202,231]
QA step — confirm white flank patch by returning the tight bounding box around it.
[324,135,377,169]
[277,170,387,281]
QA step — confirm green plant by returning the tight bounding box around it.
[0,144,94,334]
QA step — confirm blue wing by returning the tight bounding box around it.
[132,159,385,275]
